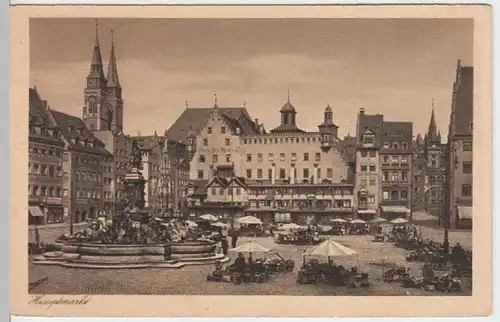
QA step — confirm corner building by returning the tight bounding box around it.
[178,98,354,225]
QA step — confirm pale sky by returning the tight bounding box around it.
[30,18,473,139]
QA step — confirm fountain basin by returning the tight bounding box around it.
[32,238,227,269]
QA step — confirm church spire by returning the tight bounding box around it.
[427,99,439,140]
[106,29,121,89]
[87,19,106,86]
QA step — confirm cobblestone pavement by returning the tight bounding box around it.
[28,236,471,296]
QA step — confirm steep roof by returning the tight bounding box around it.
[427,108,439,140]
[342,135,357,163]
[270,123,305,133]
[450,65,473,136]
[167,107,259,143]
[28,88,65,146]
[381,121,413,152]
[357,113,384,147]
[50,110,110,155]
[106,38,121,88]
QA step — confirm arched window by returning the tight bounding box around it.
[88,96,97,114]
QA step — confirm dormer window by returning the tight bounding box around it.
[362,134,374,144]
[221,127,226,134]
[393,143,399,149]
[236,127,241,135]
[383,142,390,149]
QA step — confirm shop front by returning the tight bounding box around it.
[456,206,472,229]
[380,205,410,221]
[357,209,377,222]
[28,204,45,225]
[45,204,64,224]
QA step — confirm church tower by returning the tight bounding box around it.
[83,19,110,131]
[106,30,124,134]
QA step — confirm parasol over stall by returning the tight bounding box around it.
[229,241,270,254]
[370,217,388,224]
[279,223,303,231]
[237,215,263,225]
[350,219,367,225]
[390,217,409,224]
[331,218,348,223]
[199,214,218,222]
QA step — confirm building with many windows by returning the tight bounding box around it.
[28,88,66,225]
[353,108,413,221]
[174,97,354,224]
[445,60,473,229]
[49,109,111,223]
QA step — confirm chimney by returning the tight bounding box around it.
[359,108,365,115]
[254,118,259,131]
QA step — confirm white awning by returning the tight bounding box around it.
[381,206,410,213]
[357,209,377,214]
[457,206,472,219]
[28,206,44,217]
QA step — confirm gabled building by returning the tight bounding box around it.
[28,88,66,225]
[48,108,111,223]
[446,60,473,229]
[175,96,354,225]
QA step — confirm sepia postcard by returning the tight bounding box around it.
[10,4,492,319]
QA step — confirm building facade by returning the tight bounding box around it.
[446,60,473,229]
[49,109,110,223]
[176,98,354,224]
[353,108,413,221]
[28,88,65,225]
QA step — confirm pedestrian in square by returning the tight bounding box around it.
[221,237,229,256]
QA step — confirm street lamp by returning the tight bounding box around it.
[443,140,461,254]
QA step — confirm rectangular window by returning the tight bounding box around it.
[327,168,333,178]
[303,153,309,161]
[401,156,408,164]
[236,188,241,195]
[207,127,212,134]
[402,171,408,181]
[368,195,375,203]
[391,172,398,181]
[280,153,285,161]
[257,153,263,162]
[41,164,47,176]
[268,153,274,162]
[219,188,224,195]
[382,190,389,200]
[303,168,309,178]
[369,165,376,172]
[383,156,389,164]
[361,165,367,172]
[369,150,376,157]
[462,184,472,197]
[212,155,218,163]
[392,156,399,164]
[361,150,368,157]
[48,165,55,177]
[291,153,297,162]
[268,169,272,180]
[246,154,252,162]
[226,154,231,163]
[383,172,389,181]
[279,168,286,179]
[246,169,252,179]
[199,155,205,163]
[203,138,208,146]
[391,190,399,200]
[463,161,472,174]
[315,153,321,162]
[316,168,321,179]
[225,138,230,146]
[197,170,204,179]
[463,141,472,152]
[401,190,408,200]
[221,127,226,134]
[257,169,263,179]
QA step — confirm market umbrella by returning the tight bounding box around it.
[317,224,332,232]
[200,214,218,222]
[331,218,348,223]
[237,215,262,225]
[229,241,270,253]
[211,222,228,228]
[279,223,302,231]
[370,217,387,224]
[185,220,198,228]
[350,219,366,224]
[308,239,358,258]
[390,217,409,224]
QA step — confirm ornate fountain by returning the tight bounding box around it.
[32,140,229,269]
